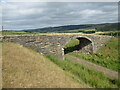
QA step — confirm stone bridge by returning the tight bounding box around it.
[1,34,112,60]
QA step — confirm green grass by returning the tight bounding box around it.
[61,29,96,33]
[81,29,96,34]
[83,29,96,32]
[64,39,79,48]
[1,30,83,35]
[46,55,120,88]
[95,31,120,36]
[1,31,39,35]
[64,39,80,54]
[65,37,119,71]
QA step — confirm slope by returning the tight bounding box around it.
[2,42,86,88]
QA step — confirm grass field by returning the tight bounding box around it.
[2,42,87,88]
[1,31,39,35]
[3,30,119,36]
[1,30,84,35]
[65,37,119,71]
[95,31,120,36]
[46,55,120,88]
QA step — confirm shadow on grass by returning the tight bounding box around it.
[64,44,80,54]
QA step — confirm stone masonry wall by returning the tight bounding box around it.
[1,34,112,60]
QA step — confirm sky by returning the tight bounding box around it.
[1,1,118,30]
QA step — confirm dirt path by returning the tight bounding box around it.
[65,54,118,79]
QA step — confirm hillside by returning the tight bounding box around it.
[95,23,118,31]
[23,22,118,33]
[65,37,119,71]
[2,42,87,88]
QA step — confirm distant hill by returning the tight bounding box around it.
[95,23,118,31]
[23,23,118,33]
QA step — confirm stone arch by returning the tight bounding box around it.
[62,36,94,56]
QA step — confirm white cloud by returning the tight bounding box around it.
[1,2,118,30]
[82,9,103,15]
[3,0,120,2]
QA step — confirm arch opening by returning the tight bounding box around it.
[63,37,93,55]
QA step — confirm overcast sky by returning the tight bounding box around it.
[2,2,118,30]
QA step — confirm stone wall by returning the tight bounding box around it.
[1,34,112,60]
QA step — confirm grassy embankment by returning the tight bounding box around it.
[65,37,119,71]
[2,42,87,88]
[46,55,119,88]
[46,37,120,88]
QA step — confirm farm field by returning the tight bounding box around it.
[1,30,120,36]
[1,30,84,35]
[95,31,120,36]
[1,31,41,35]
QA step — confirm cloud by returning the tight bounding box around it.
[2,0,120,2]
[2,2,118,30]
